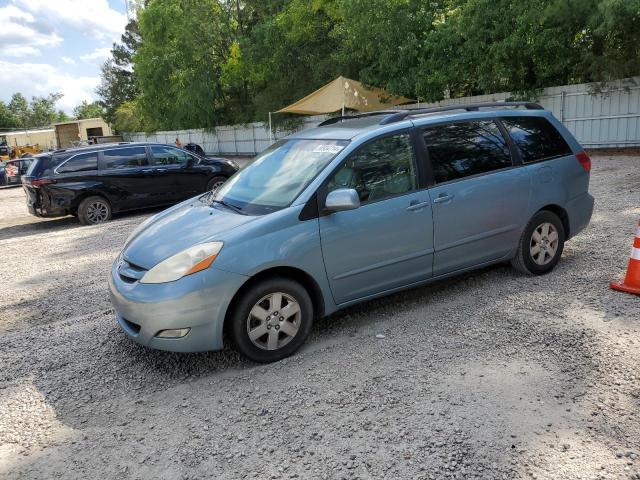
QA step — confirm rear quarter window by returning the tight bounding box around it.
[25,155,53,177]
[501,116,572,163]
[56,152,98,174]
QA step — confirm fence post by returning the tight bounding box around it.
[560,90,565,122]
[252,124,257,154]
[232,127,238,155]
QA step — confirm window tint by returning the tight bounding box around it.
[102,147,148,170]
[424,121,512,184]
[26,158,42,176]
[57,152,98,173]
[327,133,418,203]
[19,158,34,175]
[150,146,193,165]
[501,116,572,163]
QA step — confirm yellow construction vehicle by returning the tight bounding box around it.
[0,135,10,161]
[1,135,42,161]
[11,144,41,158]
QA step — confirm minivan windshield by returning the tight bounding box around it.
[210,138,349,215]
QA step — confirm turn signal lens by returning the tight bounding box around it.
[184,254,219,275]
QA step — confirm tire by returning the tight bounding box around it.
[206,175,227,192]
[77,195,112,225]
[511,210,565,275]
[229,278,313,363]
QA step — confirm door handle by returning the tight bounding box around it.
[142,169,154,173]
[406,200,430,211]
[155,168,167,173]
[433,193,454,204]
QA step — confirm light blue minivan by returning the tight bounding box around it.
[109,103,594,362]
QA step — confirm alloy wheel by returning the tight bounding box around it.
[246,292,301,350]
[210,181,225,191]
[530,222,559,266]
[86,201,109,224]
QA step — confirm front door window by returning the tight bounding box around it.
[327,133,418,202]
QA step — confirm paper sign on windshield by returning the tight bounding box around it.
[312,145,344,154]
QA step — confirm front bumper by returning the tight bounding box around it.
[108,260,248,352]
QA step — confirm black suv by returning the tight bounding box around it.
[22,142,238,225]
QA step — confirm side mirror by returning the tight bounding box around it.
[325,188,360,212]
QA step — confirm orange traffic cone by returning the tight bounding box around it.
[610,220,640,296]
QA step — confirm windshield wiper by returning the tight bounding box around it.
[211,199,245,215]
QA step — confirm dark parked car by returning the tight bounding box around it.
[22,142,238,225]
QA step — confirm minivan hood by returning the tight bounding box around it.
[123,198,258,269]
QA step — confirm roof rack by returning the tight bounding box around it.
[317,101,544,127]
[379,101,543,125]
[317,110,403,127]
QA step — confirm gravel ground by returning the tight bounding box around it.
[0,154,639,479]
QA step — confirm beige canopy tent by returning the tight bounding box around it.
[275,76,413,115]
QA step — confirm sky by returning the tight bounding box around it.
[0,0,129,113]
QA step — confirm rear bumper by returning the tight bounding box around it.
[566,192,594,239]
[27,203,68,218]
[108,259,248,352]
[24,186,69,218]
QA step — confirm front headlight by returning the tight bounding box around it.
[140,242,223,284]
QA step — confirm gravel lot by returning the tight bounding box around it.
[0,154,639,480]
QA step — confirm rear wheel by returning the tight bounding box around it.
[206,175,227,192]
[511,210,565,275]
[77,195,112,225]
[229,278,313,363]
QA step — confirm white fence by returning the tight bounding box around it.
[124,77,640,154]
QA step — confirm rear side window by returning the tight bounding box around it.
[19,159,34,174]
[501,116,572,163]
[102,147,148,170]
[57,152,98,174]
[150,145,193,165]
[423,120,512,184]
[26,158,42,176]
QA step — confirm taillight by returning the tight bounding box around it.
[575,151,591,172]
[30,178,54,187]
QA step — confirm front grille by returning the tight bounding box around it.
[118,257,147,283]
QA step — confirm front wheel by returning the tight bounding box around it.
[511,210,565,275]
[206,175,227,192]
[229,278,313,363]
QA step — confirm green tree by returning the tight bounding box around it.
[113,100,148,132]
[56,110,71,123]
[97,18,142,124]
[127,0,640,127]
[233,0,345,120]
[73,100,105,119]
[135,0,233,130]
[29,93,64,126]
[8,93,30,128]
[0,101,18,129]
